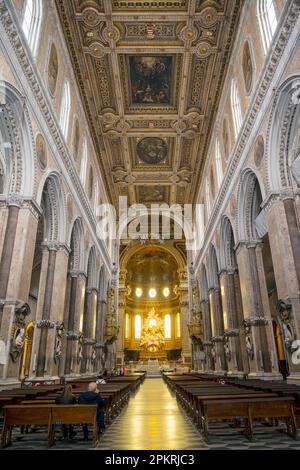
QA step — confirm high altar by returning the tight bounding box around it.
[121,246,184,364]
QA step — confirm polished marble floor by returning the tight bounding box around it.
[4,377,300,450]
[96,377,207,450]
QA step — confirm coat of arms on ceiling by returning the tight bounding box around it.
[129,56,173,105]
[136,137,168,164]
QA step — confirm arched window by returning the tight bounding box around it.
[135,314,141,339]
[205,178,211,218]
[215,140,223,188]
[22,0,43,57]
[164,314,171,339]
[196,202,205,248]
[0,166,4,194]
[94,180,99,214]
[125,313,130,340]
[175,312,181,338]
[257,0,277,54]
[59,82,71,139]
[231,80,243,139]
[80,139,88,185]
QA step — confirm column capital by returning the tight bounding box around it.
[7,194,23,208]
[41,241,60,252]
[86,287,98,295]
[234,240,262,254]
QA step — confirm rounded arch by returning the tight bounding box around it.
[267,75,300,191]
[207,244,219,289]
[0,81,36,197]
[220,216,237,271]
[236,168,266,242]
[98,264,109,302]
[120,241,187,274]
[86,246,97,289]
[199,263,209,302]
[38,172,66,243]
[69,217,85,271]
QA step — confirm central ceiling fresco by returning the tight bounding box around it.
[56,0,243,209]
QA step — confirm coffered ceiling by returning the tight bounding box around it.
[56,0,243,208]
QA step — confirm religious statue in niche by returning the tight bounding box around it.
[48,42,59,96]
[77,335,84,364]
[254,135,265,168]
[242,40,254,94]
[54,323,64,364]
[277,300,295,351]
[245,333,254,361]
[36,133,47,170]
[129,56,172,105]
[10,303,31,363]
[137,137,168,164]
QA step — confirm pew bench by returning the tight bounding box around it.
[200,397,298,442]
[1,404,98,448]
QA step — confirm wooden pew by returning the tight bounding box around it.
[1,404,98,448]
[201,396,297,441]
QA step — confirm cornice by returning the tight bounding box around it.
[0,0,112,273]
[195,0,300,274]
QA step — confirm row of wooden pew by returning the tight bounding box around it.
[0,373,145,448]
[163,373,300,442]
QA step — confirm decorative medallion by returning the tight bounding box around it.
[66,193,73,223]
[242,40,254,94]
[136,137,168,164]
[82,9,102,27]
[36,133,47,170]
[230,194,237,218]
[195,41,213,59]
[47,42,58,96]
[254,135,265,168]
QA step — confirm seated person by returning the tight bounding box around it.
[55,384,77,439]
[78,382,105,440]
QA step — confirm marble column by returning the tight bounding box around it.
[201,299,214,373]
[116,287,126,367]
[64,272,79,375]
[81,287,98,374]
[266,196,300,382]
[219,269,244,376]
[95,294,107,373]
[0,199,40,385]
[36,244,58,377]
[208,287,227,374]
[236,242,280,379]
[179,288,192,365]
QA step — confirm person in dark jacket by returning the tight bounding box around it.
[78,382,105,440]
[55,384,77,439]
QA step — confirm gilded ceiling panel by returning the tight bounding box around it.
[55,0,243,207]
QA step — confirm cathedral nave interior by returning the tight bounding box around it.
[0,0,300,452]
